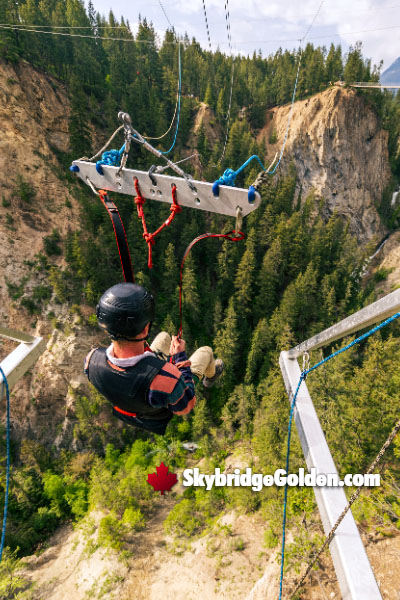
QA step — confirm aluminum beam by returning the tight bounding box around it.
[280,351,382,599]
[0,330,45,391]
[71,161,261,217]
[288,288,400,359]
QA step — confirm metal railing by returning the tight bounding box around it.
[0,327,45,393]
[348,82,400,89]
[279,288,400,599]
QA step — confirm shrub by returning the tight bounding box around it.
[16,175,35,204]
[43,229,62,256]
[98,513,124,550]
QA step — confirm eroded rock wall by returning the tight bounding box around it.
[258,86,390,242]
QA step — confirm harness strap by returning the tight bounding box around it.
[113,405,137,418]
[99,190,135,283]
[134,178,182,269]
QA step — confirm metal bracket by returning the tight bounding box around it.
[71,161,261,218]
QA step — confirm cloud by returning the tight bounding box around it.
[90,0,399,68]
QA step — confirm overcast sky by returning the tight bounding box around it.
[89,0,399,71]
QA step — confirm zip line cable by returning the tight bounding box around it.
[206,2,400,24]
[148,0,181,153]
[0,23,138,29]
[218,0,235,164]
[160,41,182,154]
[158,0,174,30]
[199,0,234,164]
[2,22,400,47]
[201,0,213,53]
[2,2,400,32]
[144,41,181,143]
[266,0,324,176]
[302,0,325,41]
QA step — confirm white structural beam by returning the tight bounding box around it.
[280,352,382,599]
[0,328,45,391]
[288,288,400,359]
[71,161,261,218]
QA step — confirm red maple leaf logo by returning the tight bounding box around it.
[147,462,177,495]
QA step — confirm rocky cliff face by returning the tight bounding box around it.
[0,58,79,326]
[258,86,390,242]
[0,59,92,445]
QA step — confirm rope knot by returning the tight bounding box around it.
[170,203,182,215]
[143,232,155,245]
[134,195,145,207]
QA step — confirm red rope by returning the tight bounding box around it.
[178,231,245,339]
[134,178,182,269]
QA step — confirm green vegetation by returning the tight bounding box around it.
[16,176,35,206]
[43,229,62,256]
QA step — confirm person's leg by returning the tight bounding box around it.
[150,332,171,358]
[189,346,216,379]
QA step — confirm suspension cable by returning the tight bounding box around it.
[219,0,234,164]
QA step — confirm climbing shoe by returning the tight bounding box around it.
[203,359,225,388]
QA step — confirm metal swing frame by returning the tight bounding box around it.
[279,288,400,599]
[71,160,261,218]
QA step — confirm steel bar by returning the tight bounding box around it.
[280,351,382,599]
[288,288,400,359]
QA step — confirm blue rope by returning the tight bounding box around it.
[160,42,181,155]
[278,310,400,600]
[212,155,266,197]
[0,366,10,563]
[96,143,126,175]
[213,46,303,203]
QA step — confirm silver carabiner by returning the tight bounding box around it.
[302,351,310,373]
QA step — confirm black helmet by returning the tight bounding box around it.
[96,283,155,340]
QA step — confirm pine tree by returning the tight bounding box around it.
[69,75,92,157]
[344,42,367,84]
[204,82,214,107]
[233,228,257,319]
[325,44,343,83]
[214,297,240,393]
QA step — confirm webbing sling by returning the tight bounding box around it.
[99,190,135,283]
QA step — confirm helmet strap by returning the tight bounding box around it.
[111,322,152,343]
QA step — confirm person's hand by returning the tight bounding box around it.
[170,335,186,355]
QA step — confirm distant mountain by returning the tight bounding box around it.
[380,57,400,84]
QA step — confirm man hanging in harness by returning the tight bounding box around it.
[84,283,224,435]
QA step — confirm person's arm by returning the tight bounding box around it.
[168,336,196,415]
[147,337,196,415]
[83,348,97,379]
[169,349,196,415]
